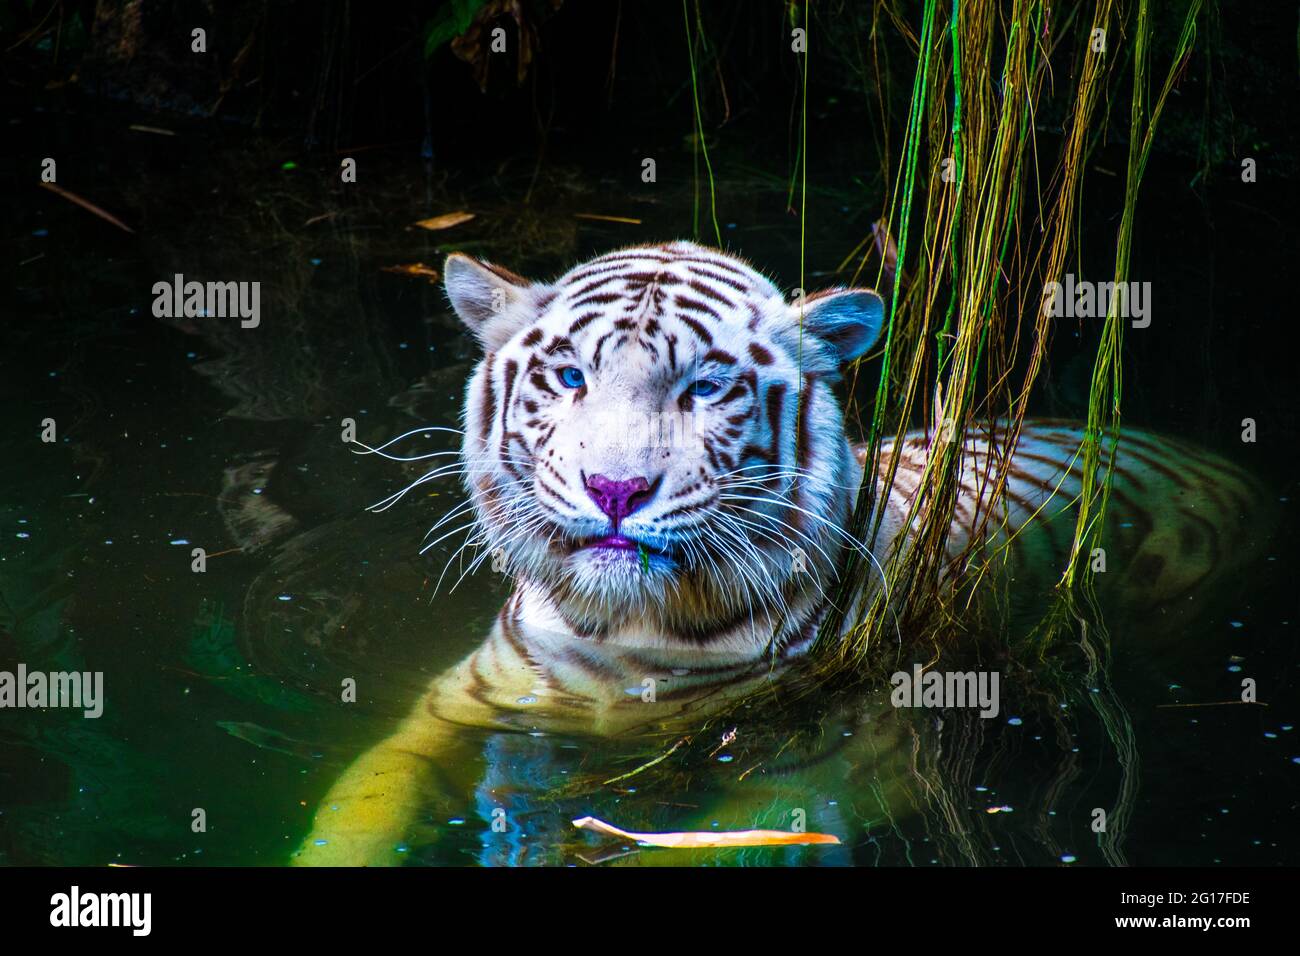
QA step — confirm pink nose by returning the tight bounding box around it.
[585,473,655,529]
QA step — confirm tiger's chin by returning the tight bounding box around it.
[525,540,796,640]
[556,539,681,601]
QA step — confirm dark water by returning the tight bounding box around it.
[1,99,1296,867]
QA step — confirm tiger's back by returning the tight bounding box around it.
[864,418,1270,619]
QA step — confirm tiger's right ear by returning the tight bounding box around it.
[444,253,548,351]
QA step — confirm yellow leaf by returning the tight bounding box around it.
[413,212,476,231]
[572,816,840,848]
[380,262,441,280]
[574,213,643,225]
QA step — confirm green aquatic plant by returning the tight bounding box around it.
[683,0,723,247]
[807,0,1208,670]
[423,0,492,58]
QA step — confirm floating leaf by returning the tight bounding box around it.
[572,816,840,848]
[380,262,441,280]
[413,211,476,231]
[38,182,134,234]
[574,213,643,225]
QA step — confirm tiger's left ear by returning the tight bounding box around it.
[789,289,886,369]
[444,253,550,352]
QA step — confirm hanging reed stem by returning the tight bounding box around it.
[812,0,1207,674]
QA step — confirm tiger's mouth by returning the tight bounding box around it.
[581,534,639,551]
[572,535,670,556]
[570,534,674,561]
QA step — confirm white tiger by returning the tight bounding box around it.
[293,241,1267,865]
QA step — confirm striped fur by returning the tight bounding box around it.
[294,242,1269,865]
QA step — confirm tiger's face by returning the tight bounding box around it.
[445,241,884,642]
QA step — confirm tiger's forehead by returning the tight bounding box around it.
[552,243,783,325]
[557,243,779,291]
[525,244,786,377]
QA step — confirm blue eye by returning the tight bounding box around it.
[557,366,585,389]
[687,379,721,398]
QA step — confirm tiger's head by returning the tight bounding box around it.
[444,241,884,645]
